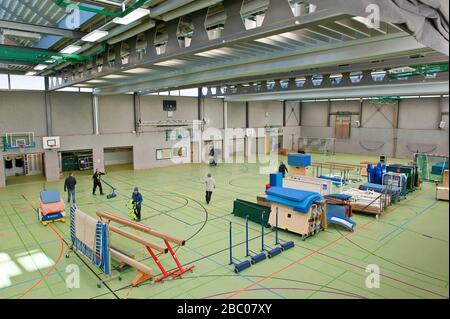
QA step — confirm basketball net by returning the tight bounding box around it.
[18,144,25,154]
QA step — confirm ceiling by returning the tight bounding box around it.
[0,0,448,97]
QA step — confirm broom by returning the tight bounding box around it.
[102,179,117,199]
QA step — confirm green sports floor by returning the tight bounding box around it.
[0,153,448,299]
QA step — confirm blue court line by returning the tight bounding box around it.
[378,201,439,242]
[183,245,287,299]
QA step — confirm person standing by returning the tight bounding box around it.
[92,169,105,195]
[278,161,288,178]
[131,187,143,221]
[64,172,77,204]
[204,173,216,205]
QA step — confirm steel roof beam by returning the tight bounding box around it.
[204,68,448,97]
[93,34,428,95]
[15,0,57,26]
[0,19,87,38]
[48,7,351,90]
[137,52,447,95]
[223,80,449,102]
[0,4,27,22]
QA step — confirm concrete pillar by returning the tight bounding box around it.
[44,77,53,136]
[133,93,141,133]
[245,102,250,159]
[0,154,6,188]
[197,88,202,121]
[44,150,60,182]
[93,146,105,172]
[223,101,231,161]
[440,95,449,131]
[299,101,303,126]
[392,100,400,158]
[93,94,100,135]
[326,99,332,127]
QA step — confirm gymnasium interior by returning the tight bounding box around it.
[0,0,448,300]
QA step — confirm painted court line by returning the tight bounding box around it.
[226,188,436,299]
[17,224,65,299]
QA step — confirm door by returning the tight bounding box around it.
[191,142,199,163]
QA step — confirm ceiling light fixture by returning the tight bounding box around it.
[122,68,153,74]
[26,71,37,76]
[82,30,109,42]
[154,59,184,67]
[102,74,128,79]
[113,8,150,25]
[34,64,48,71]
[60,44,81,54]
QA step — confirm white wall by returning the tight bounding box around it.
[398,98,440,129]
[0,91,47,135]
[99,94,135,134]
[249,101,283,128]
[299,97,449,158]
[104,148,133,165]
[227,102,246,128]
[52,92,94,135]
[301,101,328,127]
[204,98,224,129]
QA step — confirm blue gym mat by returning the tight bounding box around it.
[287,154,311,167]
[324,193,352,201]
[265,187,322,213]
[40,190,61,204]
[431,162,449,175]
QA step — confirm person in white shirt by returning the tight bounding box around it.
[204,173,216,204]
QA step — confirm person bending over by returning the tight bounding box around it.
[204,173,216,205]
[278,161,289,178]
[64,172,77,204]
[131,187,143,221]
[92,168,105,195]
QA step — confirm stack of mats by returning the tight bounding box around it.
[288,154,311,167]
[38,190,65,224]
[233,199,271,226]
[359,182,402,203]
[431,162,449,176]
[265,187,322,213]
[318,175,344,186]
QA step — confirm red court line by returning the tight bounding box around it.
[17,224,65,299]
[226,188,431,299]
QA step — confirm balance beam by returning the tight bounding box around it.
[110,249,154,276]
[110,248,154,286]
[108,225,168,254]
[97,212,185,246]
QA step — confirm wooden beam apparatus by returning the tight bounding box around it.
[110,248,154,278]
[98,212,185,245]
[109,225,168,254]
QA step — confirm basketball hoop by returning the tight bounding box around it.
[18,143,25,154]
